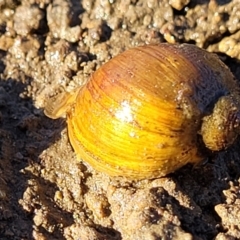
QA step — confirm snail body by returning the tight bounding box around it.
[45,43,240,179]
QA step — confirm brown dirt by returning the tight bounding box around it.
[0,0,240,239]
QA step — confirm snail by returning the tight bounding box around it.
[44,43,240,180]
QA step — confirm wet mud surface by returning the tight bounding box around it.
[0,0,240,239]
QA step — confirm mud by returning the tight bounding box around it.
[0,0,240,239]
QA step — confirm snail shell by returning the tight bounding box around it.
[45,43,240,179]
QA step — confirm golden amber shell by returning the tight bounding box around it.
[45,43,240,179]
